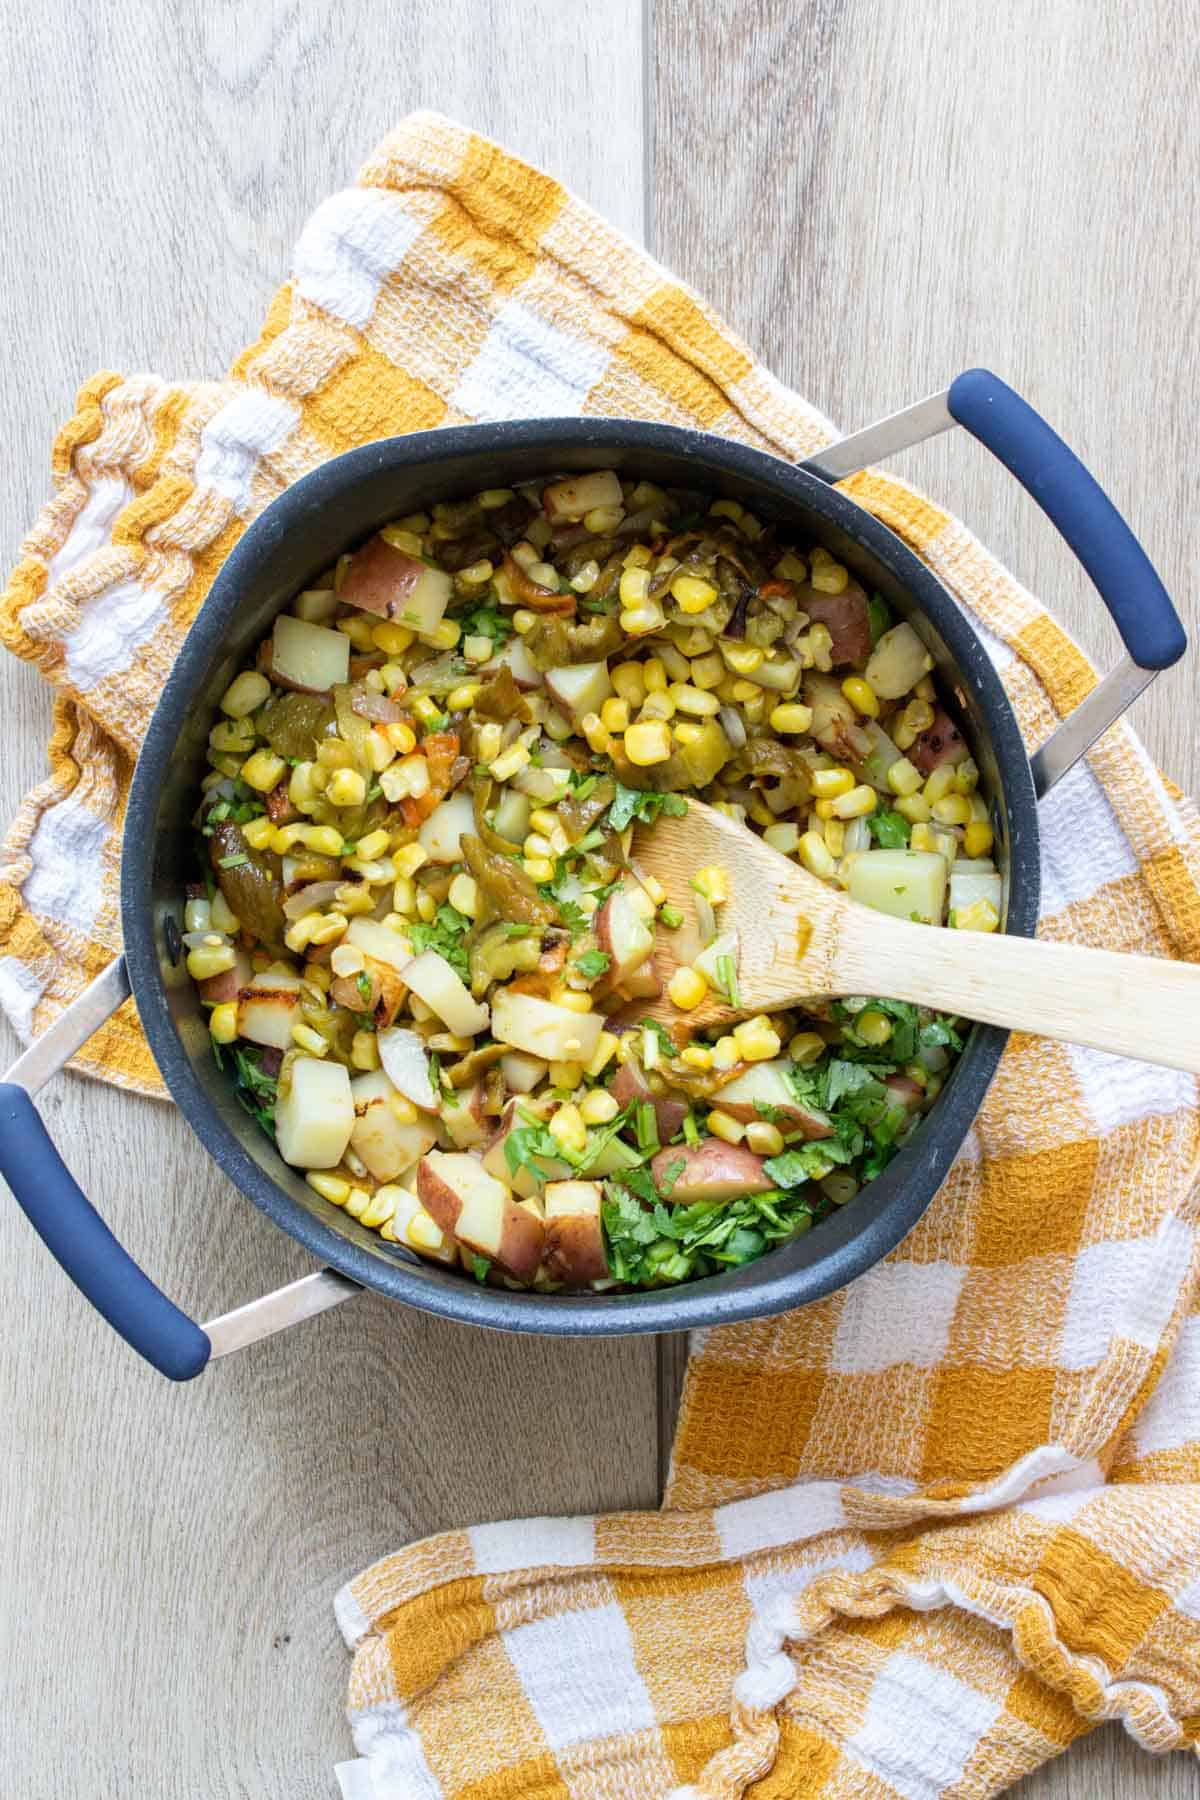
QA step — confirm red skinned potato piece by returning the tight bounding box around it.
[911,709,969,773]
[651,1139,773,1202]
[543,1180,608,1284]
[712,1060,833,1140]
[609,1061,688,1143]
[797,580,872,666]
[885,1074,925,1111]
[595,888,655,985]
[197,948,251,1006]
[339,536,425,619]
[419,1152,544,1282]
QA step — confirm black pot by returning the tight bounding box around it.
[0,371,1184,1378]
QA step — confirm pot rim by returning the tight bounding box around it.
[123,418,1040,1336]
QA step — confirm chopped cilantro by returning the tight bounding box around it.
[217,1044,278,1140]
[867,809,910,848]
[460,602,511,646]
[470,1253,492,1283]
[867,593,891,644]
[423,711,450,734]
[657,1157,686,1197]
[635,1102,660,1154]
[407,902,472,979]
[356,970,373,1004]
[574,949,611,982]
[365,781,383,802]
[607,783,689,833]
[639,1018,677,1061]
[602,1181,814,1285]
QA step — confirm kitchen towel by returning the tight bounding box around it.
[1,115,1198,1797]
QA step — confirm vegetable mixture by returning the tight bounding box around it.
[187,469,998,1292]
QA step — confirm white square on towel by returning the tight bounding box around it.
[831,1261,965,1374]
[845,1652,999,1799]
[1059,1218,1193,1370]
[502,1600,655,1750]
[451,298,610,420]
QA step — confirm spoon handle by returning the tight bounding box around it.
[831,908,1200,1074]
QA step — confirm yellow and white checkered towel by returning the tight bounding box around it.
[2,115,1198,1798]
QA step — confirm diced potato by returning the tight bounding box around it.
[499,1050,548,1094]
[417,1150,544,1282]
[403,949,490,1037]
[339,536,452,636]
[236,968,302,1050]
[481,1096,570,1197]
[848,847,948,924]
[542,470,622,522]
[418,790,476,865]
[440,1082,488,1149]
[491,988,604,1065]
[197,948,251,1006]
[349,1070,438,1182]
[865,622,930,700]
[378,1182,458,1264]
[545,661,613,722]
[276,1057,354,1169]
[271,614,351,694]
[650,1139,773,1202]
[543,1180,608,1284]
[594,887,655,985]
[346,917,414,973]
[482,636,541,691]
[610,1061,688,1142]
[715,1060,833,1139]
[693,930,738,990]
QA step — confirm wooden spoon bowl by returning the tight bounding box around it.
[634,799,1200,1072]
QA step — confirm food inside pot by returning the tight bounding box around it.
[186,472,999,1293]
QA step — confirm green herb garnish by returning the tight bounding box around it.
[218,852,250,870]
[470,1254,492,1283]
[714,953,739,1008]
[407,902,472,979]
[574,949,611,982]
[658,903,684,929]
[607,784,689,833]
[867,808,911,848]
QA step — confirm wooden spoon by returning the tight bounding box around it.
[633,798,1200,1073]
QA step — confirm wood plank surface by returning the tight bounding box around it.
[0,0,1195,1792]
[0,4,647,1796]
[651,2,1199,1795]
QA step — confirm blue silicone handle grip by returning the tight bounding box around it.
[0,1082,210,1380]
[946,369,1185,672]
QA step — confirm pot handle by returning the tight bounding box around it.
[0,956,358,1380]
[803,369,1186,795]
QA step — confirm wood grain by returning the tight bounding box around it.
[652,2,1200,1793]
[0,4,645,1795]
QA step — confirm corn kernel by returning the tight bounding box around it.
[369,621,413,657]
[814,799,837,821]
[342,1187,371,1220]
[671,573,718,614]
[954,757,980,795]
[745,1120,785,1156]
[578,713,611,756]
[523,857,555,883]
[511,609,537,635]
[585,1031,620,1078]
[854,1008,892,1047]
[209,718,255,755]
[583,503,624,533]
[707,1109,745,1145]
[240,814,275,851]
[600,696,630,734]
[330,945,366,980]
[763,822,800,855]
[326,767,367,809]
[422,619,461,651]
[306,1171,350,1205]
[669,682,720,717]
[668,965,709,1011]
[298,824,344,856]
[569,560,601,594]
[477,487,515,509]
[788,1031,825,1065]
[547,1060,584,1091]
[810,561,849,595]
[637,657,663,694]
[446,682,482,713]
[798,831,836,879]
[624,720,672,766]
[932,793,970,826]
[359,1190,394,1231]
[620,602,665,637]
[291,1022,329,1056]
[841,676,879,718]
[208,1002,239,1044]
[964,820,995,858]
[710,498,743,522]
[924,765,957,804]
[689,652,725,690]
[186,942,237,982]
[680,1044,713,1070]
[611,662,648,706]
[673,721,703,747]
[548,1102,587,1155]
[489,741,531,782]
[240,749,287,793]
[414,893,437,928]
[639,689,675,722]
[406,1210,447,1252]
[619,566,651,608]
[894,792,932,824]
[336,614,378,649]
[769,702,814,735]
[732,1017,782,1062]
[692,865,729,904]
[954,898,1000,932]
[382,721,417,755]
[721,642,764,676]
[823,818,846,856]
[220,670,270,719]
[462,635,493,665]
[832,783,877,820]
[184,896,212,935]
[580,1088,619,1126]
[712,1035,741,1070]
[447,873,479,919]
[810,766,855,799]
[392,843,427,879]
[347,828,385,865]
[521,832,552,863]
[807,623,834,672]
[887,756,922,797]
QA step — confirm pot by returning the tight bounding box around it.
[0,371,1184,1378]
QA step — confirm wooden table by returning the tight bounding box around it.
[0,2,1195,1793]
